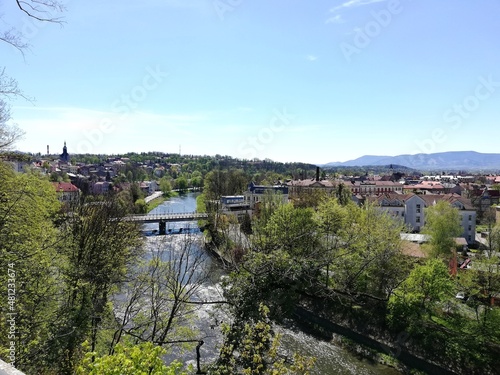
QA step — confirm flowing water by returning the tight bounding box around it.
[141,193,402,374]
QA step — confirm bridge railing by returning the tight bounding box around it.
[125,212,208,221]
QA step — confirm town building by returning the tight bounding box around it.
[244,182,289,209]
[369,193,477,245]
[52,181,80,203]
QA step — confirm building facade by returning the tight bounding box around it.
[244,182,289,209]
[371,193,477,245]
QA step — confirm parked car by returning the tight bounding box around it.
[455,291,468,301]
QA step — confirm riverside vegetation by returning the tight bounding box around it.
[2,157,500,374]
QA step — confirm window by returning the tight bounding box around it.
[416,204,421,213]
[468,215,472,221]
[416,216,420,223]
[468,225,472,231]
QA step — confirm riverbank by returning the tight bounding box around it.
[145,192,180,212]
[292,306,457,375]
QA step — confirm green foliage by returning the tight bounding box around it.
[134,198,147,214]
[160,176,173,195]
[175,176,188,192]
[47,194,143,373]
[335,182,352,206]
[257,203,318,256]
[211,304,316,375]
[423,201,462,258]
[388,259,453,329]
[315,197,347,236]
[325,202,407,299]
[77,341,191,375]
[203,169,247,200]
[0,162,61,372]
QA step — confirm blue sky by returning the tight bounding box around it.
[2,0,500,164]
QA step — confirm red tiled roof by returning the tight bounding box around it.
[288,179,337,188]
[52,182,79,193]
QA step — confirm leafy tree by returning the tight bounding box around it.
[126,170,133,182]
[77,341,190,375]
[388,259,453,328]
[160,176,173,195]
[257,203,318,257]
[134,198,147,214]
[175,176,188,192]
[203,169,247,200]
[335,182,352,206]
[0,163,60,372]
[292,188,327,209]
[210,304,315,375]
[423,201,462,258]
[326,202,407,301]
[48,195,143,373]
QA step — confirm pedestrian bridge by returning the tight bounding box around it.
[125,212,208,234]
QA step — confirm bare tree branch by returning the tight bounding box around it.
[15,0,65,23]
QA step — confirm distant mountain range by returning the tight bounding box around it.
[322,151,500,171]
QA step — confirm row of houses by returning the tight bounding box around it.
[222,173,479,245]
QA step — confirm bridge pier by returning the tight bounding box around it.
[159,220,166,235]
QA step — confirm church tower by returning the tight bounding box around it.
[60,141,70,163]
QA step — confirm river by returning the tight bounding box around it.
[142,193,402,375]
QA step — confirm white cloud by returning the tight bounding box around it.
[330,0,387,14]
[306,55,319,61]
[325,14,344,24]
[13,106,209,154]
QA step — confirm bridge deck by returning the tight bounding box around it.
[126,212,208,223]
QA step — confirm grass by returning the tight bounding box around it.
[196,193,208,228]
[146,192,178,212]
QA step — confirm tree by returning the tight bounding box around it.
[335,182,352,206]
[160,176,173,195]
[388,259,453,328]
[257,203,318,257]
[77,342,191,375]
[1,1,64,53]
[47,194,143,373]
[0,97,25,150]
[423,201,462,258]
[109,234,223,355]
[0,163,61,372]
[325,202,407,301]
[210,304,315,375]
[203,169,247,200]
[175,176,188,193]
